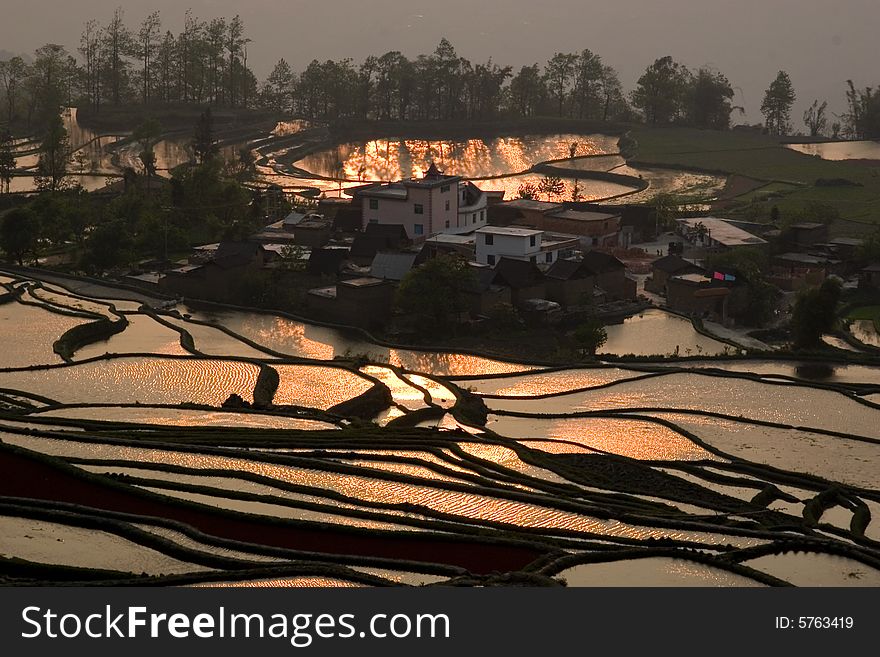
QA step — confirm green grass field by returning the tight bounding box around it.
[847,305,880,330]
[629,126,880,235]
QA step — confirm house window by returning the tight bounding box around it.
[530,256,537,264]
[472,213,477,224]
[445,200,450,211]
[369,198,379,210]
[487,254,496,265]
[445,220,450,229]
[530,236,536,247]
[441,184,450,193]
[480,210,485,222]
[546,252,553,263]
[414,224,424,236]
[484,234,494,245]
[414,204,424,215]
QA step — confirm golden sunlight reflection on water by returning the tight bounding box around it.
[4,435,760,547]
[487,372,880,436]
[462,368,640,396]
[273,364,374,410]
[0,358,260,405]
[186,308,533,375]
[486,415,715,461]
[295,134,620,181]
[361,366,428,410]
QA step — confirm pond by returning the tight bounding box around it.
[9,109,300,193]
[485,414,715,461]
[476,172,637,203]
[285,133,642,201]
[786,140,880,161]
[605,164,727,204]
[0,301,86,368]
[600,309,731,357]
[294,134,621,182]
[451,367,648,396]
[33,406,338,431]
[0,357,261,406]
[273,364,374,410]
[657,358,880,386]
[74,314,188,360]
[183,305,534,376]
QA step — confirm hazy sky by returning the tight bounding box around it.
[2,0,878,124]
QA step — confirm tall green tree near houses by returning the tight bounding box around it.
[0,56,28,124]
[35,108,69,192]
[396,255,477,335]
[30,44,71,130]
[571,49,604,119]
[790,277,842,349]
[133,118,161,175]
[574,320,607,357]
[508,64,544,117]
[544,53,578,117]
[136,11,162,105]
[0,207,40,265]
[631,56,690,125]
[192,107,219,164]
[104,7,135,106]
[687,68,736,130]
[761,71,797,136]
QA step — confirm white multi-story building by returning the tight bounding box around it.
[474,226,580,268]
[350,163,488,240]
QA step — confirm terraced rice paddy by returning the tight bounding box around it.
[1,269,879,587]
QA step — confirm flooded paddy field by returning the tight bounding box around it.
[785,140,880,161]
[0,269,878,587]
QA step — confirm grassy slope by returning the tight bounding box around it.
[629,127,880,234]
[847,305,880,331]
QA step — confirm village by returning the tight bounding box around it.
[113,160,874,356]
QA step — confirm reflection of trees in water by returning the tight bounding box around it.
[297,134,619,183]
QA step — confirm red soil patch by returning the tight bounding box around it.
[0,447,544,575]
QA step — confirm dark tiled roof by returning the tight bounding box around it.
[581,250,626,274]
[332,206,363,232]
[545,258,594,281]
[308,248,349,275]
[370,252,418,281]
[211,241,263,269]
[350,234,388,260]
[365,223,409,245]
[651,254,704,274]
[493,257,544,289]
